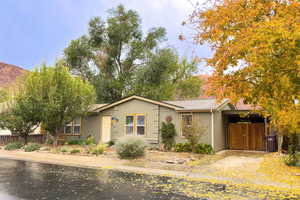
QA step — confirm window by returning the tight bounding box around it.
[182,114,193,127]
[136,115,145,135]
[64,117,81,135]
[65,122,73,134]
[125,114,145,136]
[181,114,193,136]
[125,116,134,135]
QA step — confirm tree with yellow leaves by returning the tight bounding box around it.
[190,0,300,134]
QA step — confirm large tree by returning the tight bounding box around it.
[190,0,300,133]
[23,61,95,142]
[64,4,201,103]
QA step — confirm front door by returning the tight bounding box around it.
[101,116,111,143]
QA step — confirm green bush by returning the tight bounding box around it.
[4,142,23,150]
[175,143,192,152]
[88,143,106,156]
[60,147,68,153]
[70,149,80,154]
[115,136,147,159]
[284,154,298,166]
[25,143,41,152]
[161,120,176,151]
[286,133,299,166]
[85,136,95,145]
[107,140,115,147]
[45,138,54,145]
[68,139,85,145]
[195,143,214,154]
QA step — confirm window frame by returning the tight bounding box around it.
[64,117,81,135]
[181,113,193,137]
[125,114,146,136]
[125,115,134,135]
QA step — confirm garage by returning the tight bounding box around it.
[224,112,267,151]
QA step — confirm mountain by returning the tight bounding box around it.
[0,62,27,87]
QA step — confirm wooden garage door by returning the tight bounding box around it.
[229,123,265,151]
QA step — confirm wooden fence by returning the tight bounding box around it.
[0,134,46,145]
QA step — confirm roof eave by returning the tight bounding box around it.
[176,109,215,113]
[97,95,183,112]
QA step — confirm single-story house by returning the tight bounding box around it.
[62,95,270,152]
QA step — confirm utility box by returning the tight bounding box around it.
[266,136,277,152]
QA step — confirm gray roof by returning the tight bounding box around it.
[164,98,229,111]
[88,104,108,112]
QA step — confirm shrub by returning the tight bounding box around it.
[161,119,176,151]
[25,143,41,152]
[4,142,23,150]
[88,143,106,156]
[107,140,115,147]
[195,143,214,154]
[115,136,147,159]
[85,136,95,145]
[68,139,85,145]
[286,133,299,166]
[45,138,54,145]
[174,143,192,152]
[284,155,298,166]
[182,121,207,153]
[70,149,80,154]
[60,147,68,153]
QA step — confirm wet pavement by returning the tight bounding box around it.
[0,158,196,200]
[0,158,299,200]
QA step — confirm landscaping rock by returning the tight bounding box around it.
[40,147,50,152]
[176,159,185,164]
[166,160,176,164]
[166,159,186,164]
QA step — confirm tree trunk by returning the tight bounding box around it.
[24,134,28,145]
[52,127,60,146]
[277,135,283,152]
[53,135,58,146]
[288,133,299,164]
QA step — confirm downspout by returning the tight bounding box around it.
[158,106,160,145]
[211,109,215,150]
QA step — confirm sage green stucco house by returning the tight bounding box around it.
[64,95,236,151]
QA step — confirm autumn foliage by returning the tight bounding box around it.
[190,0,300,133]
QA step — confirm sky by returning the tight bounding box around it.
[0,0,211,73]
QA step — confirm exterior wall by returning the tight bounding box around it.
[159,106,182,143]
[213,111,226,151]
[0,127,42,136]
[99,99,160,144]
[192,112,213,146]
[81,115,101,142]
[160,110,213,146]
[0,129,11,135]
